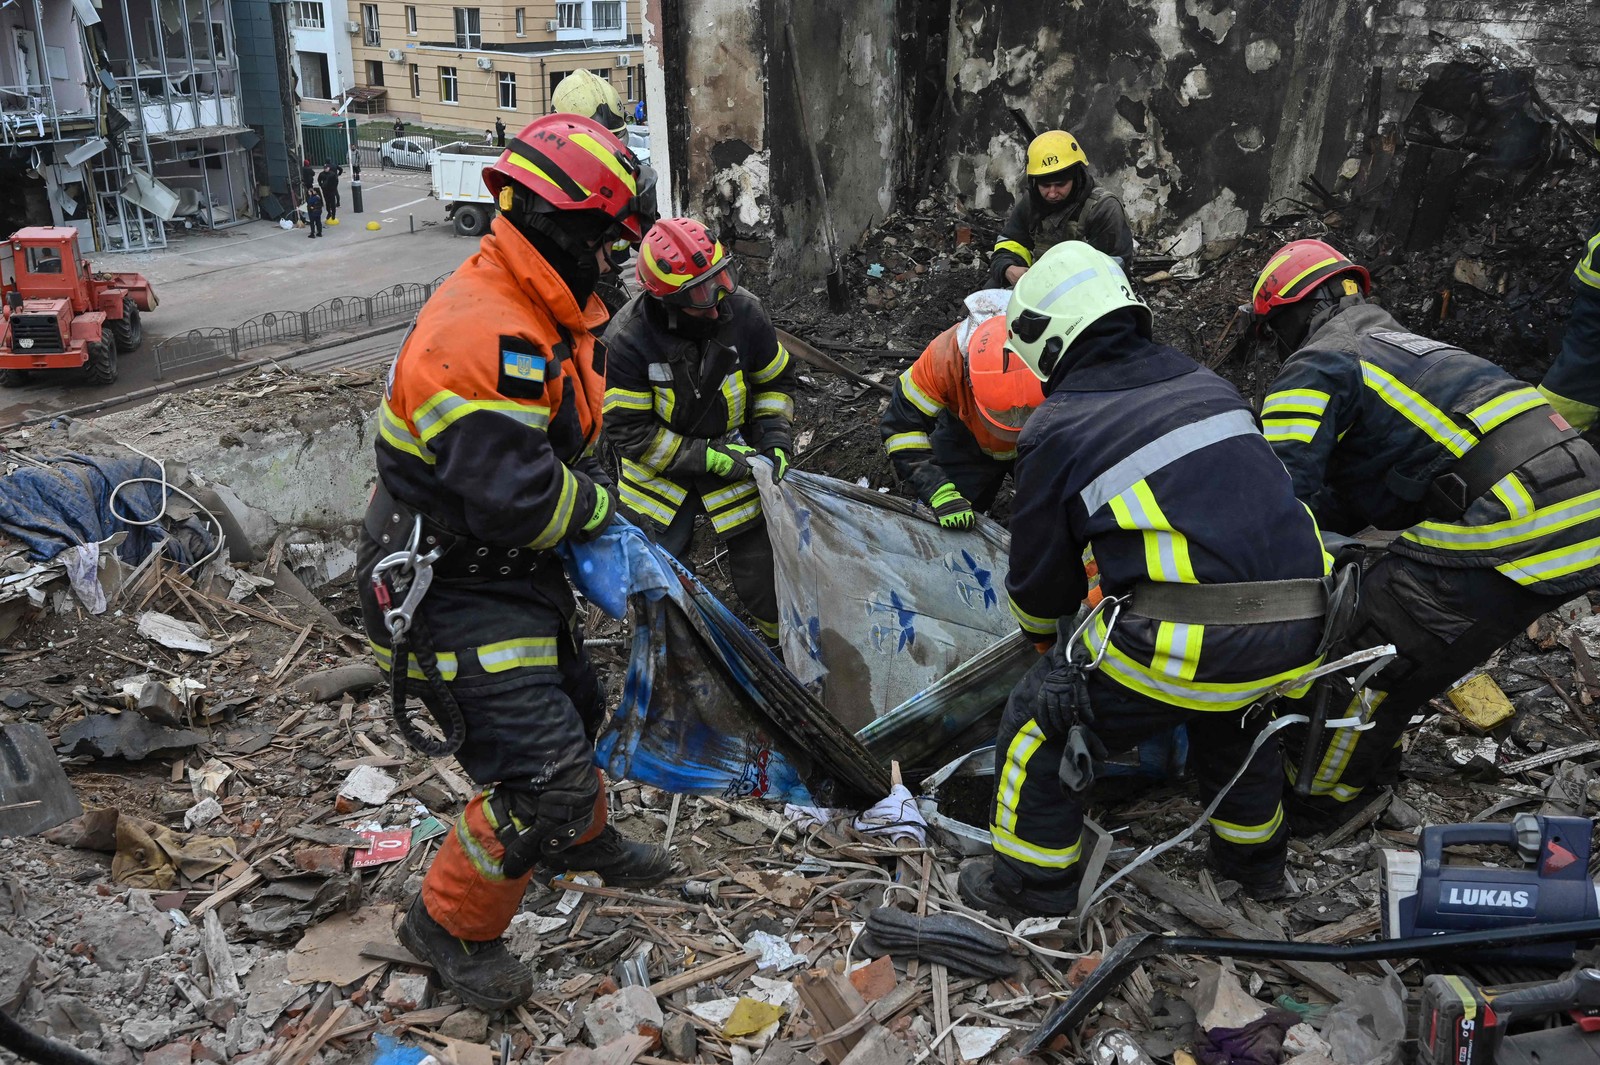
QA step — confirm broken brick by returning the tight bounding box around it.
[1066,953,1101,989]
[848,956,896,1003]
[292,845,348,876]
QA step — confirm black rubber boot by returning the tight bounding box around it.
[1209,849,1291,903]
[396,895,532,1012]
[957,858,1066,921]
[1284,790,1353,839]
[555,825,674,887]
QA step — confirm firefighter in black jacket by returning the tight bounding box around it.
[1251,239,1600,831]
[1538,218,1600,431]
[957,241,1329,919]
[987,130,1134,289]
[603,217,796,640]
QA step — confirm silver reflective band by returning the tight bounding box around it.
[1079,408,1259,516]
[1037,266,1100,311]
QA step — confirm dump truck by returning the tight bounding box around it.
[0,227,157,387]
[428,142,502,238]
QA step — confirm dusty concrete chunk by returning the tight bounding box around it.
[584,985,664,1047]
[0,930,41,1011]
[79,909,166,973]
[661,1014,697,1061]
[382,973,429,1011]
[439,1007,491,1042]
[123,1015,174,1050]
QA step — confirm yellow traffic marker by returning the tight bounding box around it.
[366,221,381,231]
[327,217,341,225]
[1448,673,1516,731]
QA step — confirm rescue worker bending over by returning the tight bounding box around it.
[357,114,667,1011]
[602,217,796,640]
[987,130,1134,288]
[958,241,1329,918]
[1252,240,1600,831]
[1538,218,1600,431]
[880,290,1045,525]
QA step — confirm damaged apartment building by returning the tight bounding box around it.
[1,0,295,251]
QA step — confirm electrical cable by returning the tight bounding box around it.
[105,437,227,575]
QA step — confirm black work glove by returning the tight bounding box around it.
[1035,657,1092,738]
[1059,724,1108,794]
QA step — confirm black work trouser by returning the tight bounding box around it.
[649,493,779,638]
[931,415,1013,513]
[990,652,1288,913]
[1303,552,1572,810]
[320,186,339,219]
[355,532,603,791]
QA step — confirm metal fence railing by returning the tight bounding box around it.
[152,272,454,380]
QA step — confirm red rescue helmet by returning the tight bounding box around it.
[967,316,1045,441]
[1250,239,1370,319]
[637,218,740,309]
[483,113,657,245]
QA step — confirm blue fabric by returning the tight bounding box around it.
[368,1034,433,1065]
[0,453,204,565]
[559,518,674,618]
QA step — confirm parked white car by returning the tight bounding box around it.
[380,136,437,169]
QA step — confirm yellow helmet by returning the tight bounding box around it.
[551,70,625,135]
[1026,130,1087,179]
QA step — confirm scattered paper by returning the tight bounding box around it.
[744,929,806,972]
[286,903,398,986]
[953,1026,1009,1063]
[352,828,412,868]
[337,765,398,806]
[137,610,214,653]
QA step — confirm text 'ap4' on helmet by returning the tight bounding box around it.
[483,113,658,245]
[637,218,739,309]
[1250,239,1370,319]
[1005,241,1151,382]
[966,315,1044,442]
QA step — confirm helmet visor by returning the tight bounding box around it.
[665,260,740,309]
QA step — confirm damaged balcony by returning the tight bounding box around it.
[0,0,98,148]
[98,0,240,136]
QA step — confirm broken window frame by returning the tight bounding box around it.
[361,4,380,47]
[293,2,325,30]
[556,2,582,30]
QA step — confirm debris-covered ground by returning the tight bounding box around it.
[2,150,1600,1065]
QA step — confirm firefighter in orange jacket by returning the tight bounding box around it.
[356,114,667,1012]
[880,291,1046,526]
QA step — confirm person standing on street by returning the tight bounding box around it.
[495,117,506,147]
[1249,239,1600,831]
[317,162,341,223]
[393,116,406,140]
[357,114,664,1011]
[602,217,796,642]
[305,188,324,237]
[957,241,1328,918]
[299,157,314,196]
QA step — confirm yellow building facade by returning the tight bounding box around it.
[346,0,644,132]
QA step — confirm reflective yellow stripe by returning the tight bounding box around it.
[721,371,747,427]
[477,637,559,671]
[897,369,943,417]
[1087,615,1320,711]
[994,720,1044,834]
[603,387,654,413]
[1576,228,1600,290]
[369,640,459,680]
[1251,252,1294,302]
[414,390,550,445]
[751,344,791,385]
[568,131,634,187]
[1465,387,1546,433]
[1310,691,1383,796]
[708,499,762,535]
[526,464,580,550]
[994,239,1033,267]
[1278,256,1340,298]
[1263,419,1318,445]
[1404,489,1600,550]
[378,399,433,463]
[620,458,689,504]
[704,479,758,510]
[653,385,677,422]
[704,480,762,534]
[1008,595,1056,637]
[1538,384,1600,433]
[642,426,683,470]
[453,810,509,880]
[886,431,933,455]
[755,617,779,639]
[1262,388,1331,418]
[1360,363,1476,457]
[990,822,1082,869]
[1496,533,1600,584]
[1151,621,1201,682]
[1491,473,1535,519]
[1109,479,1197,584]
[618,482,676,525]
[752,391,793,419]
[502,153,591,199]
[1209,804,1284,845]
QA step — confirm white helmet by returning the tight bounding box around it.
[1004,241,1151,381]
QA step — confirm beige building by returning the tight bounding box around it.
[346,0,644,134]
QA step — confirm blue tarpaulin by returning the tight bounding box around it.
[0,453,207,566]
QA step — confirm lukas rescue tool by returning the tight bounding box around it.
[1379,814,1600,965]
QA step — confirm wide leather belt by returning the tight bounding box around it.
[1430,406,1579,519]
[364,481,552,580]
[1128,577,1329,626]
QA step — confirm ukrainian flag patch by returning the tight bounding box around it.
[498,335,547,399]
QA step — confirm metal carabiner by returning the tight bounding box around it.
[1065,592,1125,671]
[370,515,442,641]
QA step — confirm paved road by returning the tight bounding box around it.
[0,168,477,426]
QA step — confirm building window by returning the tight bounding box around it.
[515,8,525,35]
[556,2,581,29]
[366,59,385,86]
[211,21,229,59]
[410,63,420,97]
[440,66,458,103]
[499,71,516,109]
[625,66,635,101]
[592,1,621,31]
[453,7,481,48]
[405,5,417,33]
[361,3,380,46]
[589,68,610,85]
[293,2,324,30]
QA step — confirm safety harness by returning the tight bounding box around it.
[370,513,466,757]
[1428,405,1579,519]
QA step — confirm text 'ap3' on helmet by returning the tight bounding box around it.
[1027,130,1087,179]
[966,315,1044,442]
[1004,241,1151,382]
[637,218,740,309]
[483,113,658,245]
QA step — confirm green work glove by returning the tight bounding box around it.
[929,483,975,529]
[765,447,790,482]
[571,484,615,543]
[705,442,757,480]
